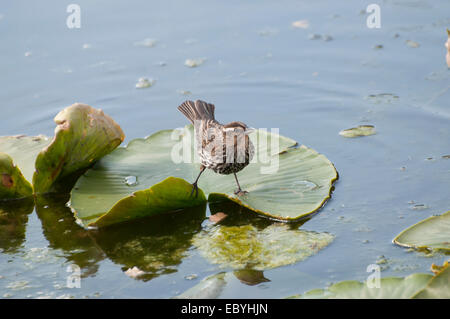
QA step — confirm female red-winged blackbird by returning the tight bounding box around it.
[178,100,255,197]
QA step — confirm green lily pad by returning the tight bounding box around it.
[289,273,433,299]
[0,153,33,200]
[0,135,51,182]
[339,125,376,138]
[393,211,450,251]
[412,261,450,299]
[72,176,207,227]
[0,103,124,199]
[70,125,338,227]
[289,261,450,299]
[0,135,51,200]
[192,223,334,270]
[33,103,125,194]
[175,272,227,299]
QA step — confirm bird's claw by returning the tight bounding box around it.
[190,182,199,197]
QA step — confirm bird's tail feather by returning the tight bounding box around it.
[178,100,215,123]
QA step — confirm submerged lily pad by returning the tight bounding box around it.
[192,223,334,270]
[289,273,433,299]
[0,153,33,200]
[393,211,450,251]
[70,125,338,227]
[339,125,376,138]
[33,103,125,194]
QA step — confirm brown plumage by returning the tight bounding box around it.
[178,100,254,196]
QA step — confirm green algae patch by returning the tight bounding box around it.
[192,223,334,270]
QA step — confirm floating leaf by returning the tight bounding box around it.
[0,135,51,182]
[289,273,433,299]
[292,20,309,29]
[184,58,206,67]
[192,223,334,270]
[308,34,321,40]
[133,38,157,48]
[124,266,146,279]
[413,261,450,299]
[33,103,125,194]
[366,93,399,104]
[70,126,338,227]
[0,153,33,200]
[393,211,450,251]
[209,212,228,224]
[339,125,376,138]
[406,40,420,48]
[135,77,155,89]
[175,272,227,299]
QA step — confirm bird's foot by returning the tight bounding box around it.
[190,182,199,197]
[234,189,248,196]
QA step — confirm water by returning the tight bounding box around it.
[1,0,449,298]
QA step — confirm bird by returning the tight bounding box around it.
[177,100,255,197]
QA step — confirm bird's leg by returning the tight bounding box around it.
[233,173,248,196]
[190,165,206,197]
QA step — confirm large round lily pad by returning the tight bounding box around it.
[70,125,338,227]
[192,223,334,270]
[393,211,450,251]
